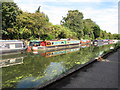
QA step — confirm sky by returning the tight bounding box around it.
[14,0,119,34]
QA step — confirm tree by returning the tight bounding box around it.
[113,34,120,39]
[83,19,96,39]
[100,30,104,39]
[93,25,101,39]
[35,6,41,13]
[0,0,13,2]
[108,32,114,39]
[61,10,84,39]
[44,25,77,39]
[2,2,22,39]
[16,12,49,39]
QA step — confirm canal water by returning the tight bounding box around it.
[1,43,118,89]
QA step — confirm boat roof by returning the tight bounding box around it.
[0,40,23,42]
[30,40,41,42]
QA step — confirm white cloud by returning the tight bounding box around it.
[42,5,118,34]
[14,0,118,34]
[80,7,118,34]
[42,6,70,24]
[36,0,118,3]
[15,0,118,4]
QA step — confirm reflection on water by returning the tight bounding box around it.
[16,62,65,88]
[0,57,24,68]
[39,44,90,57]
[2,43,117,89]
[41,47,80,57]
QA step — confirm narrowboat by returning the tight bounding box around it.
[28,39,92,51]
[40,40,66,47]
[108,40,114,44]
[0,40,26,54]
[103,40,109,45]
[29,40,41,46]
[40,40,80,47]
[29,40,43,50]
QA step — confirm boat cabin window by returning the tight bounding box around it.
[6,44,10,48]
[29,42,40,46]
[15,43,22,48]
[0,44,9,48]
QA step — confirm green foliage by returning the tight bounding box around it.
[93,25,100,39]
[83,19,96,39]
[40,34,55,40]
[115,41,120,48]
[61,10,84,39]
[46,34,55,40]
[113,34,120,39]
[2,2,22,39]
[108,32,114,39]
[99,30,120,40]
[15,11,49,39]
[35,6,41,13]
[0,0,13,2]
[47,25,77,39]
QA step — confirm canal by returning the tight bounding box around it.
[1,43,119,89]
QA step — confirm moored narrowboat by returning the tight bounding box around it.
[29,40,41,46]
[93,40,103,45]
[108,40,113,44]
[29,40,43,50]
[0,40,26,54]
[40,40,66,47]
[40,40,80,47]
[102,39,109,45]
[28,39,93,51]
[66,40,80,45]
